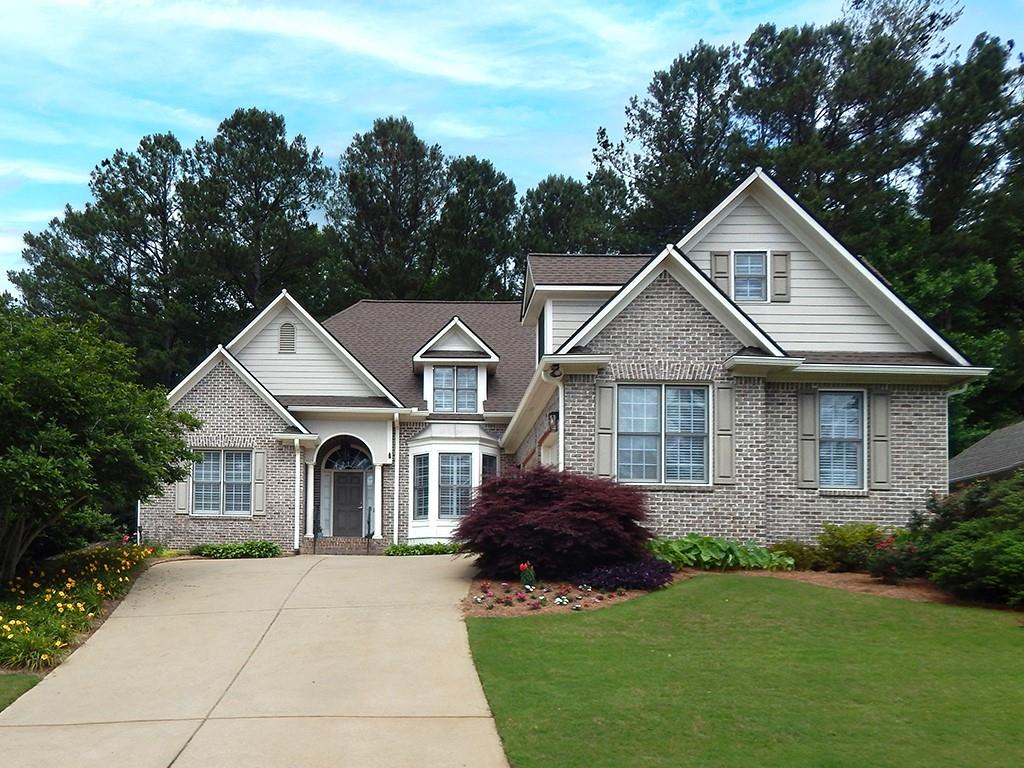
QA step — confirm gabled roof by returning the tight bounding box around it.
[949,421,1024,484]
[167,346,309,433]
[678,168,971,367]
[323,301,533,412]
[528,254,654,285]
[226,290,402,407]
[413,316,499,365]
[557,244,787,357]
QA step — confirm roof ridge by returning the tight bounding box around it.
[528,252,654,257]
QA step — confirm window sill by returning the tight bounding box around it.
[817,489,869,498]
[624,483,716,493]
[189,513,253,519]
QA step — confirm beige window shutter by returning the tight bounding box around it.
[870,391,892,490]
[797,390,818,488]
[713,383,736,484]
[174,479,189,515]
[712,252,731,293]
[595,384,615,478]
[253,450,267,516]
[771,251,791,302]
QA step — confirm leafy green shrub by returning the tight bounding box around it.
[649,534,794,571]
[916,472,1024,604]
[867,533,925,583]
[1,544,154,669]
[190,540,281,559]
[816,523,883,571]
[574,558,674,590]
[769,540,827,571]
[383,542,464,556]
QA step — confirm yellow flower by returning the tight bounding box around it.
[40,654,48,661]
[32,582,40,588]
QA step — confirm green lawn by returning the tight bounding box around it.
[0,673,38,712]
[468,575,1024,768]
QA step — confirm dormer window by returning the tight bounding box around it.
[279,322,296,353]
[733,251,767,302]
[433,366,477,413]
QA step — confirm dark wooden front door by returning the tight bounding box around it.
[333,473,363,537]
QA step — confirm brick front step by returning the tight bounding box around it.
[300,536,389,555]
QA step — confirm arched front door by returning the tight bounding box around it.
[319,438,375,538]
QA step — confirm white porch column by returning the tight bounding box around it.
[305,462,315,538]
[373,463,383,539]
[293,440,301,551]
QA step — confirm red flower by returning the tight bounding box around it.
[519,562,529,572]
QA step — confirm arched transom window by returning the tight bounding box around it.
[323,443,374,471]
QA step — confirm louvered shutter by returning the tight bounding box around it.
[771,251,791,302]
[870,392,892,490]
[252,450,267,516]
[596,385,615,478]
[713,383,736,484]
[797,391,818,488]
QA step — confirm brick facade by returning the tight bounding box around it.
[554,272,949,544]
[139,360,302,551]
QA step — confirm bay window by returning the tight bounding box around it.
[439,453,472,518]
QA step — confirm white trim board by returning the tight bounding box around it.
[167,346,309,433]
[226,290,402,406]
[413,316,499,364]
[556,244,786,357]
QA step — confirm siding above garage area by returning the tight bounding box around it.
[686,195,916,354]
[234,307,378,398]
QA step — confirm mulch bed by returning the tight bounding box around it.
[462,572,691,617]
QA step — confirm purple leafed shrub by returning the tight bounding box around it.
[453,466,652,579]
[575,558,674,591]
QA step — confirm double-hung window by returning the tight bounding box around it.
[413,454,430,520]
[734,251,768,302]
[818,391,865,489]
[193,450,252,515]
[438,453,472,518]
[617,385,709,484]
[433,366,478,413]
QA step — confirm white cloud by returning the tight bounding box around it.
[0,160,89,184]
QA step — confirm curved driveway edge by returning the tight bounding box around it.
[0,555,508,768]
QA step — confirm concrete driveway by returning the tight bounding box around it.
[0,555,508,768]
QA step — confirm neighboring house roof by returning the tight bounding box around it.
[949,421,1024,484]
[557,244,788,357]
[528,254,654,285]
[323,301,533,411]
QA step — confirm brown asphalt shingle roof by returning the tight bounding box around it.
[277,395,395,408]
[949,421,1024,484]
[322,301,532,411]
[527,254,654,285]
[792,351,949,366]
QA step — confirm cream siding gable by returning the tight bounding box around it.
[550,298,605,349]
[687,194,916,353]
[234,307,377,397]
[431,324,480,353]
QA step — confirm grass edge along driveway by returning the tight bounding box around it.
[468,574,1024,768]
[0,673,38,712]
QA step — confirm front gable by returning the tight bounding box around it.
[413,316,499,364]
[228,292,400,404]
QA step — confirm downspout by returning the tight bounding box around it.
[293,438,301,552]
[135,500,141,545]
[392,413,400,545]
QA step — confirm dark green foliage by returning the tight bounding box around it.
[383,542,464,556]
[574,558,674,591]
[866,532,926,583]
[815,523,884,571]
[768,540,828,571]
[0,303,197,580]
[915,471,1024,604]
[189,540,281,559]
[25,507,120,563]
[649,534,794,570]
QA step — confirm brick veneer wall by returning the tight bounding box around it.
[139,360,300,551]
[514,391,559,466]
[561,271,949,543]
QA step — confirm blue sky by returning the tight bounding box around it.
[0,0,1018,293]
